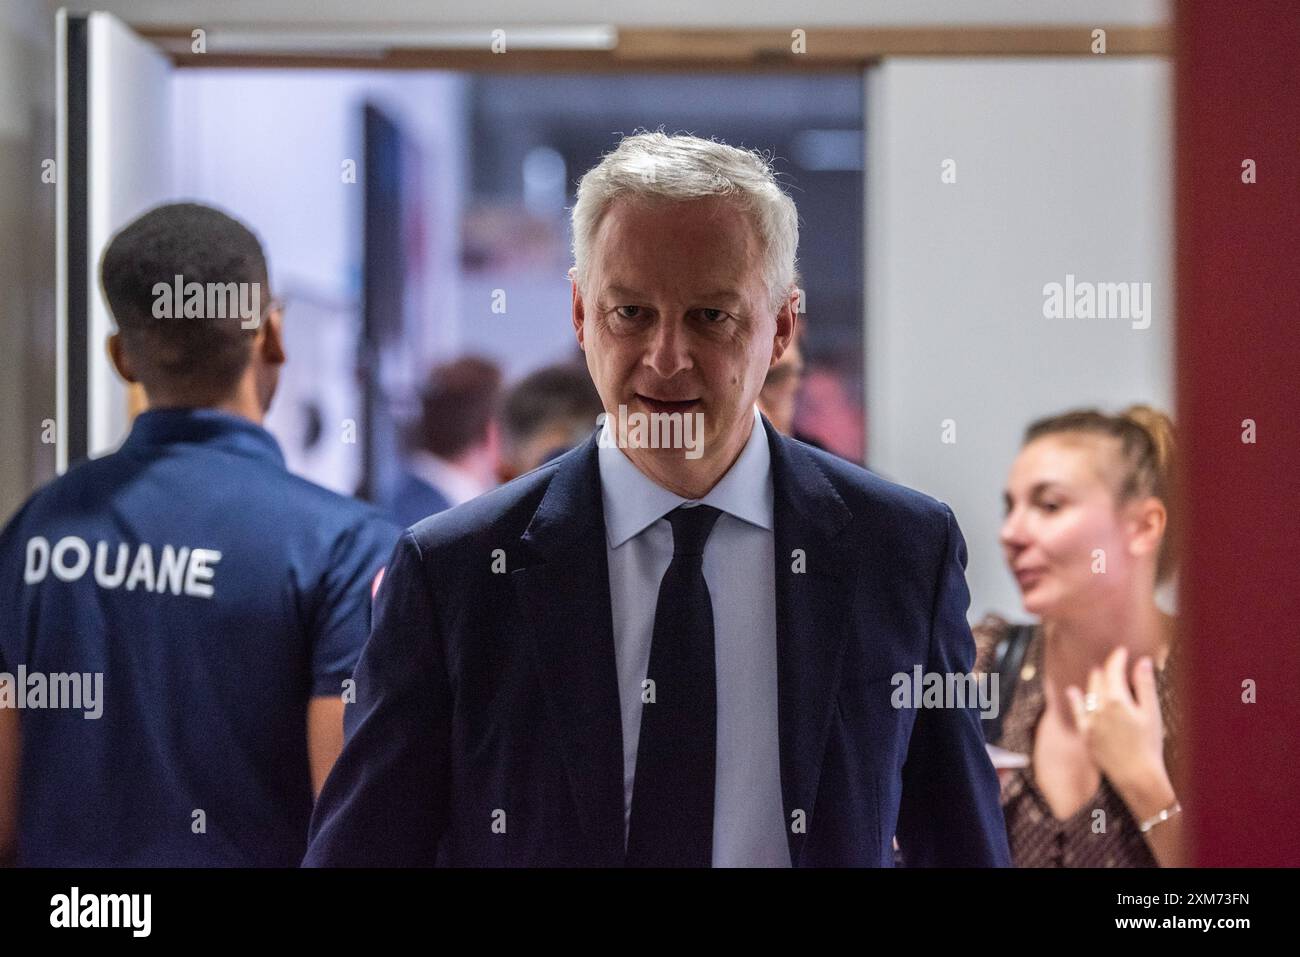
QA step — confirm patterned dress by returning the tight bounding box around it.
[972,614,1181,867]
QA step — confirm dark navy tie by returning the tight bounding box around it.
[626,503,724,868]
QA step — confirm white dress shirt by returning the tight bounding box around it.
[406,449,490,508]
[597,404,790,866]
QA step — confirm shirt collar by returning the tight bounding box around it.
[120,407,285,468]
[598,404,773,548]
[406,449,492,508]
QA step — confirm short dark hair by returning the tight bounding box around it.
[99,202,269,401]
[501,362,603,450]
[415,357,503,459]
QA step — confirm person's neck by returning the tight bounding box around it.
[620,411,754,500]
[210,393,264,426]
[1042,586,1170,702]
[145,382,264,426]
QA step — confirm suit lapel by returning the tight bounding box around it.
[510,432,627,865]
[763,415,858,866]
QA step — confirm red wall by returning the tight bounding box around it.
[1178,0,1300,865]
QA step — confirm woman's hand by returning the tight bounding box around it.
[1065,646,1183,865]
[1064,647,1173,812]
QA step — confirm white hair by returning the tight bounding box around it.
[570,130,800,312]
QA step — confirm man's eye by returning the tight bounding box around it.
[615,306,643,319]
[696,308,728,322]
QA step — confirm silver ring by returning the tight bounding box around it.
[1083,692,1100,713]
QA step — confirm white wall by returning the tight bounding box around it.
[865,57,1173,622]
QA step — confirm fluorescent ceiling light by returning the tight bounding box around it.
[201,25,618,54]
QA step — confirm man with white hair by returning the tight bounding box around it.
[305,131,1010,867]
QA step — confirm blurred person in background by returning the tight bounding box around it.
[0,203,400,867]
[379,356,502,528]
[974,405,1183,867]
[756,283,804,436]
[757,295,866,461]
[498,361,605,483]
[792,353,865,464]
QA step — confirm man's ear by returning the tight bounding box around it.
[257,310,286,366]
[771,288,798,366]
[570,267,586,351]
[107,333,137,384]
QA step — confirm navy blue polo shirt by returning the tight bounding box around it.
[0,408,402,866]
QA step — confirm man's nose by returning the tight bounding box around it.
[644,317,691,379]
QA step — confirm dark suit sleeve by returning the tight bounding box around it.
[302,530,450,866]
[894,505,1012,867]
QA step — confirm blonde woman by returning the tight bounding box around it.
[975,405,1183,867]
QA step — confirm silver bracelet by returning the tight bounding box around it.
[1139,800,1182,833]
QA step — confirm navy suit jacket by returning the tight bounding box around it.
[305,414,1011,866]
